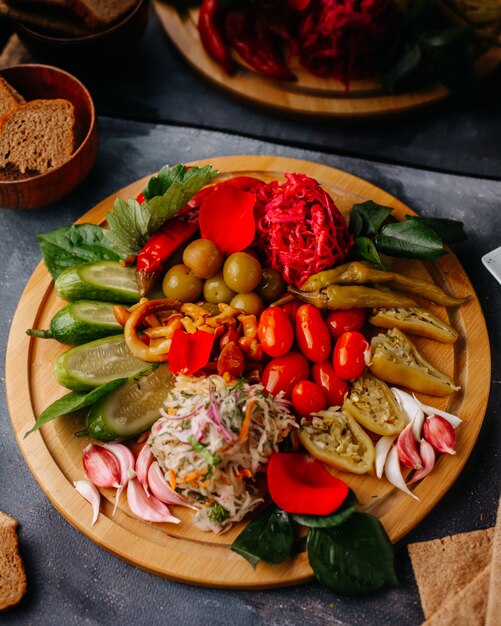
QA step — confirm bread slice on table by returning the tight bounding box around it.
[486,498,501,626]
[0,512,27,611]
[408,527,494,619]
[0,76,25,119]
[0,98,75,175]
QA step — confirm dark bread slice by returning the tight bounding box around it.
[0,98,75,175]
[0,512,27,611]
[486,498,501,626]
[0,0,91,36]
[0,76,24,118]
[68,0,138,28]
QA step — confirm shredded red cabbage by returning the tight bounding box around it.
[298,0,399,87]
[253,173,353,287]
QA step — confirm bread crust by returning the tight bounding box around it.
[0,512,27,611]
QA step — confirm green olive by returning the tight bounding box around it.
[256,268,287,303]
[223,252,262,293]
[230,293,265,316]
[203,272,236,304]
[162,264,203,302]
[183,239,224,279]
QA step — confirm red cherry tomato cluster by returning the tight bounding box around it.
[256,303,370,419]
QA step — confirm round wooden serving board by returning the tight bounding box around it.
[6,156,490,587]
[154,2,501,117]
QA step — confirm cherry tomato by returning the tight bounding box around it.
[295,304,331,363]
[257,307,294,357]
[311,361,349,407]
[280,300,301,326]
[136,192,145,204]
[332,331,370,380]
[219,326,240,350]
[217,342,245,378]
[262,352,310,399]
[292,380,327,418]
[326,308,367,340]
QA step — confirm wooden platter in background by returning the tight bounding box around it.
[154,2,501,117]
[6,156,490,587]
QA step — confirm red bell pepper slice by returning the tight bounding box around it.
[199,186,257,256]
[168,329,215,376]
[267,452,349,515]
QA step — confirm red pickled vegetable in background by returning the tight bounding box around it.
[168,329,215,375]
[254,173,353,287]
[199,186,257,256]
[299,0,399,87]
[267,452,349,514]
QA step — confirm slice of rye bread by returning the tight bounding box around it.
[0,512,27,611]
[0,98,75,175]
[0,76,25,119]
[0,1,91,37]
[422,565,490,626]
[408,527,495,619]
[68,0,138,29]
[486,498,501,626]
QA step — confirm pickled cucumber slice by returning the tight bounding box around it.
[86,365,174,441]
[55,335,146,391]
[55,261,140,303]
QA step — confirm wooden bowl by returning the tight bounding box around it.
[16,0,150,70]
[0,64,98,210]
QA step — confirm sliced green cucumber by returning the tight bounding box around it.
[55,261,140,303]
[27,300,124,345]
[86,364,174,441]
[55,335,146,391]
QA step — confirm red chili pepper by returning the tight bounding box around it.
[168,329,215,376]
[225,9,296,82]
[198,0,233,75]
[267,452,349,515]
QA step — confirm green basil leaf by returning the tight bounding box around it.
[375,220,444,260]
[419,26,474,48]
[25,378,127,438]
[353,238,389,270]
[404,216,466,244]
[349,201,393,237]
[37,224,122,279]
[231,506,293,568]
[292,489,359,528]
[307,513,399,595]
[381,39,421,94]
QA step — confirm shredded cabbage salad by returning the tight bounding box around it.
[148,375,297,532]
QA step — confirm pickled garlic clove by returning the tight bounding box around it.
[412,394,462,429]
[397,421,423,470]
[147,461,196,509]
[391,388,425,440]
[104,442,136,515]
[127,478,181,524]
[409,440,436,484]
[74,480,100,526]
[82,444,121,489]
[423,414,457,455]
[375,435,396,479]
[384,445,419,501]
[136,443,153,496]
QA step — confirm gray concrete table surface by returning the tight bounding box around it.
[25,6,501,182]
[1,119,500,626]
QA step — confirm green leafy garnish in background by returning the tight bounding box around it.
[25,378,127,438]
[38,224,123,279]
[105,164,217,256]
[374,220,444,260]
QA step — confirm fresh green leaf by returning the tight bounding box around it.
[25,378,127,437]
[353,238,389,270]
[307,513,399,595]
[349,201,393,238]
[292,489,359,528]
[375,220,444,260]
[404,216,466,244]
[381,39,421,94]
[231,506,293,568]
[418,25,474,48]
[37,224,122,279]
[105,164,217,256]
